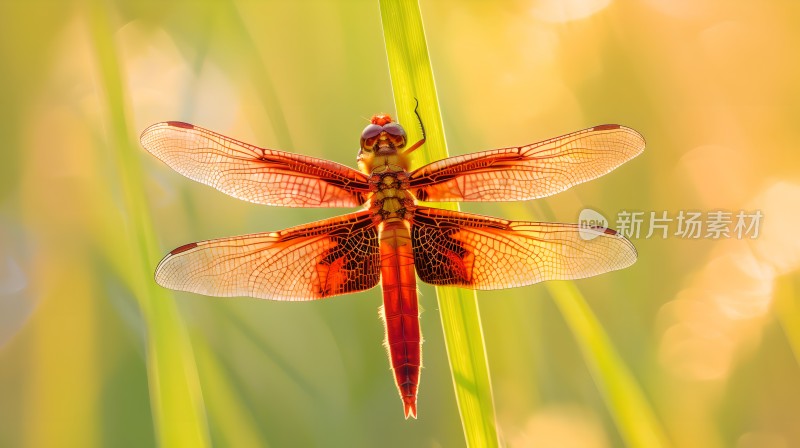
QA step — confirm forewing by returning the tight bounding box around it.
[410,207,636,289]
[409,124,644,202]
[156,211,381,300]
[141,121,370,207]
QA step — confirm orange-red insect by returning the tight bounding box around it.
[141,114,643,419]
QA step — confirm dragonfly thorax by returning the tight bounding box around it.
[368,169,415,222]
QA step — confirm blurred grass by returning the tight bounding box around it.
[192,333,263,447]
[87,2,211,447]
[24,256,98,447]
[380,0,499,445]
[547,281,671,448]
[521,201,671,448]
[775,275,800,368]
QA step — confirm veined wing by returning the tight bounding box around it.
[141,121,371,207]
[156,211,381,300]
[410,207,636,289]
[409,124,644,202]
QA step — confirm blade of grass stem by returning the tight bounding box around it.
[519,201,671,447]
[192,334,265,448]
[221,0,294,150]
[775,275,800,368]
[87,3,211,446]
[547,281,671,448]
[379,1,499,445]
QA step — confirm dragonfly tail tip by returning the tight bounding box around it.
[403,399,418,419]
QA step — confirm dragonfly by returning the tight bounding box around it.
[141,112,644,419]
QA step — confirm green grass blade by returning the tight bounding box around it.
[775,275,800,368]
[516,201,670,447]
[87,3,211,447]
[379,1,499,445]
[192,334,265,448]
[546,282,671,448]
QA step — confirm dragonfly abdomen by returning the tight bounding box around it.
[379,220,421,419]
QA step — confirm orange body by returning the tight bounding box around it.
[359,115,422,417]
[379,221,420,418]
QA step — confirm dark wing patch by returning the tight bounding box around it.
[410,207,637,289]
[156,211,381,300]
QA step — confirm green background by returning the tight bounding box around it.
[1,1,799,447]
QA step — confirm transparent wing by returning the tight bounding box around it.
[409,124,644,202]
[156,211,381,300]
[141,121,371,207]
[410,206,636,289]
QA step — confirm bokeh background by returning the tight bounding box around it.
[2,0,800,447]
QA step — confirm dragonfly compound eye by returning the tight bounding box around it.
[361,124,383,140]
[382,122,406,138]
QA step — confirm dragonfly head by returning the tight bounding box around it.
[359,114,407,159]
